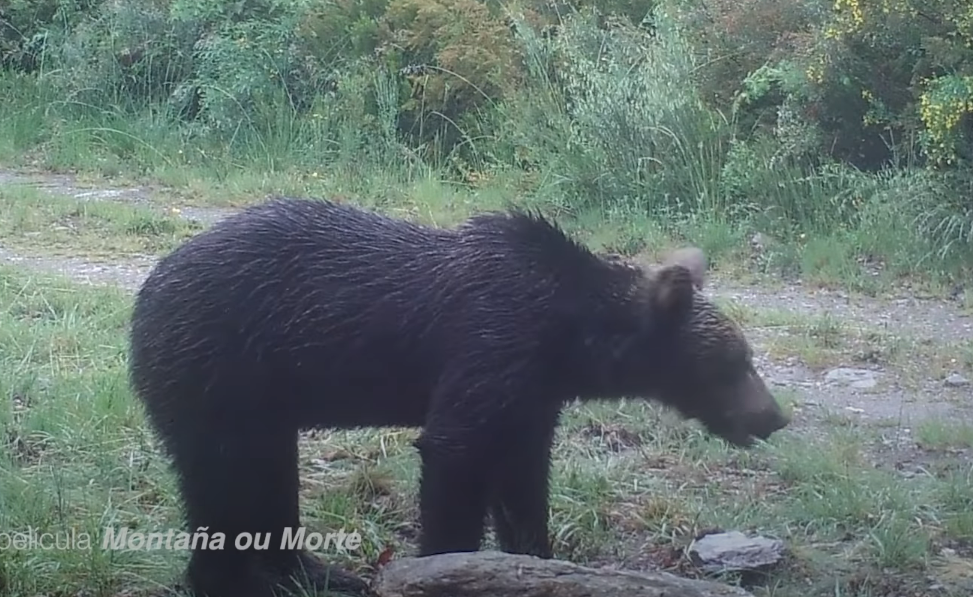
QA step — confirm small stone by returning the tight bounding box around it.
[689,531,785,574]
[944,373,970,388]
[825,367,878,389]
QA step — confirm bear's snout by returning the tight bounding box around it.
[747,401,791,441]
[736,377,790,444]
[711,373,791,447]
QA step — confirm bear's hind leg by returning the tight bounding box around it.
[173,412,369,597]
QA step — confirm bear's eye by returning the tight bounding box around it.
[707,354,747,383]
[726,349,753,378]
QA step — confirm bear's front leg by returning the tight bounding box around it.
[413,430,492,556]
[488,411,559,559]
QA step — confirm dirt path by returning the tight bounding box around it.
[2,168,971,443]
[707,278,973,428]
[0,168,237,227]
[0,246,154,292]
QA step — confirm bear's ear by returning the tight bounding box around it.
[649,264,697,319]
[660,247,706,289]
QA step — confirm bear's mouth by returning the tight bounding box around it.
[716,427,757,448]
[694,397,790,448]
[709,413,789,448]
[671,399,786,448]
[698,416,760,448]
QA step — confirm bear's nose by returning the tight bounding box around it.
[752,404,790,440]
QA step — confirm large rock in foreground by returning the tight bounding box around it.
[371,550,754,597]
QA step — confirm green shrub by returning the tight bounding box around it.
[495,8,731,215]
[2,0,972,277]
[676,0,973,170]
[48,0,196,109]
[376,0,522,158]
[0,0,102,72]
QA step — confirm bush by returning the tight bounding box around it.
[672,0,973,170]
[376,0,523,155]
[0,0,98,72]
[493,8,731,216]
[48,0,196,109]
[1,0,972,277]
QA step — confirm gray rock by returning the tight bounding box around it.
[374,550,756,597]
[944,373,970,388]
[824,367,878,389]
[689,531,785,574]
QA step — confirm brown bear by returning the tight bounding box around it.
[127,197,789,597]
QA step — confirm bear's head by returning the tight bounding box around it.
[627,248,790,447]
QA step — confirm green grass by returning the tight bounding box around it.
[712,296,973,386]
[0,184,204,257]
[0,51,970,301]
[0,3,972,594]
[0,263,971,597]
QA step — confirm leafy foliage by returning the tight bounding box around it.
[1,0,972,268]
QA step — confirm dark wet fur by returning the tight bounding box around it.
[128,197,789,597]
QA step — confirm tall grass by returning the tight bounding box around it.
[496,9,732,214]
[0,1,970,290]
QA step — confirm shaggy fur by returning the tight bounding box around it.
[128,197,789,597]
